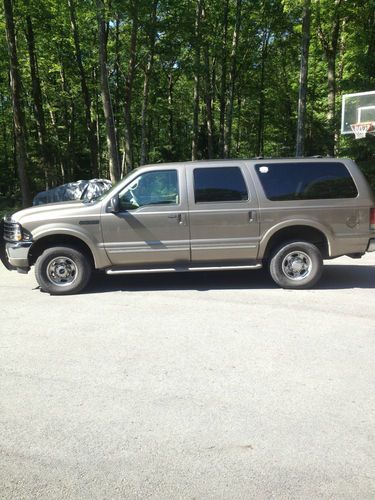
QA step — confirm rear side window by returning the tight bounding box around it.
[194,167,248,203]
[255,162,358,201]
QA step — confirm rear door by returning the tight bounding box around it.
[186,163,260,263]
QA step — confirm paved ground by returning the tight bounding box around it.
[1,254,375,499]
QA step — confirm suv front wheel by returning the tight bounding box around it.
[269,241,323,289]
[35,245,92,295]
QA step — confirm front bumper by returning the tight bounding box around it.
[5,241,32,269]
[367,238,375,252]
[0,219,16,270]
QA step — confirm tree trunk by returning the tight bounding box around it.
[224,0,242,158]
[68,0,98,177]
[256,29,270,157]
[95,71,102,178]
[114,14,121,132]
[123,1,139,174]
[364,5,375,84]
[317,0,343,156]
[168,71,175,158]
[97,0,120,183]
[59,62,76,181]
[4,0,32,207]
[191,0,203,161]
[235,95,242,155]
[326,54,336,154]
[202,3,214,159]
[296,0,311,157]
[140,0,158,166]
[219,0,229,157]
[1,96,10,192]
[257,59,266,157]
[25,14,53,188]
[204,44,214,159]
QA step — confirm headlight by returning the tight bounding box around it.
[3,219,28,242]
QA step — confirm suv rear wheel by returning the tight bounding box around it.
[269,241,323,289]
[35,245,91,295]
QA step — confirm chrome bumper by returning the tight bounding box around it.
[6,241,32,269]
[367,238,375,252]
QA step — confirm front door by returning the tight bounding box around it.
[101,168,190,267]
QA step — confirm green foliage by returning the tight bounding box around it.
[1,0,375,201]
[357,160,375,193]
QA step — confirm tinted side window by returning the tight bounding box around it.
[255,162,358,201]
[194,167,248,203]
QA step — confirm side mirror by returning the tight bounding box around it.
[107,195,120,213]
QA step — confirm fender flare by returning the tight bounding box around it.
[31,224,108,268]
[258,219,333,258]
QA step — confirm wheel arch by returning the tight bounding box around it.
[29,234,96,268]
[260,224,331,260]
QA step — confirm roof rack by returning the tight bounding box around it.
[250,155,333,160]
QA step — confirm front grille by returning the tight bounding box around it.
[3,219,20,242]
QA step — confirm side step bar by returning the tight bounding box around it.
[106,263,262,275]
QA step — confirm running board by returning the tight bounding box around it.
[105,263,262,275]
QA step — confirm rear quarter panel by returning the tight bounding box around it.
[246,158,375,258]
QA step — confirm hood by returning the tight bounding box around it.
[10,200,96,225]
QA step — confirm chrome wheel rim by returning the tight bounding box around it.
[282,251,312,281]
[46,256,78,286]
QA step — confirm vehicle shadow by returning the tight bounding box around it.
[86,264,375,294]
[318,264,375,290]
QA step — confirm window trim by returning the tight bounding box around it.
[193,166,250,204]
[118,169,181,211]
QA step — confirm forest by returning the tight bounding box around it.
[1,0,375,208]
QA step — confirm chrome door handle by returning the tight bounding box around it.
[167,214,183,224]
[248,211,257,223]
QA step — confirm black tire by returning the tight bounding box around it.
[269,241,323,289]
[35,245,92,295]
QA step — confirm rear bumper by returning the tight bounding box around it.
[367,238,375,252]
[5,241,32,269]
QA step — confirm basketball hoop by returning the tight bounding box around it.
[350,121,375,139]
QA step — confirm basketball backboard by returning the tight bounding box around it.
[341,90,375,135]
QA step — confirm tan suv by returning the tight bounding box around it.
[1,158,375,294]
